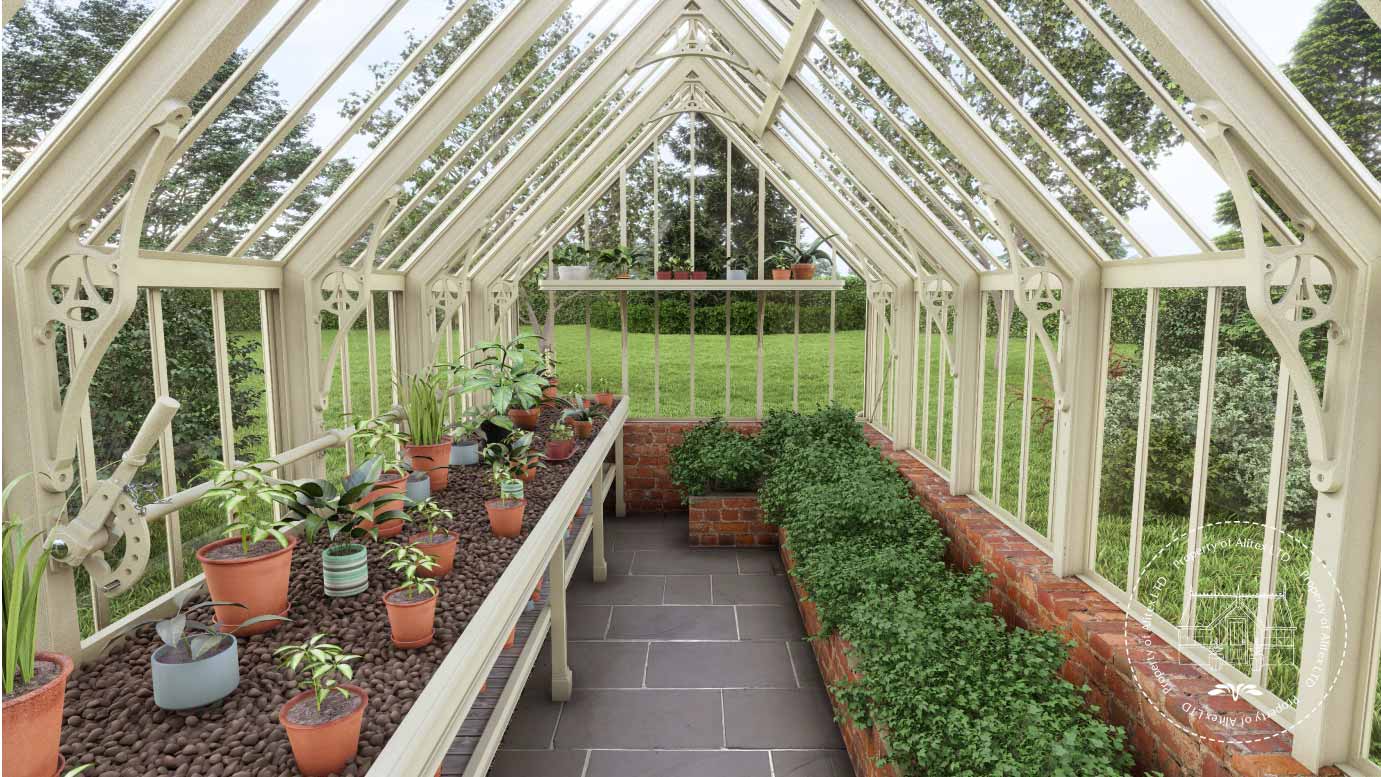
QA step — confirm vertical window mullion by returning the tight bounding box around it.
[1126,288,1161,597]
[1180,287,1224,631]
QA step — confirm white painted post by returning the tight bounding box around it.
[548,544,573,701]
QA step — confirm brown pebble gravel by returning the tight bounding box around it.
[60,405,607,776]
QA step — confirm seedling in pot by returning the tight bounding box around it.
[545,419,575,460]
[402,498,459,577]
[483,432,541,484]
[383,542,440,600]
[381,544,440,652]
[277,635,359,711]
[349,416,413,535]
[275,634,368,776]
[484,461,526,538]
[204,461,297,554]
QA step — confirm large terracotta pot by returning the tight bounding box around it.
[485,499,525,537]
[383,588,437,649]
[356,469,406,538]
[279,685,368,777]
[405,436,452,491]
[2,652,72,777]
[410,531,458,578]
[792,263,816,280]
[507,406,540,431]
[196,536,296,635]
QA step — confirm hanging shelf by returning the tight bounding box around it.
[538,279,846,292]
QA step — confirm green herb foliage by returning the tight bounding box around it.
[383,542,439,599]
[757,408,1145,776]
[667,416,764,499]
[275,634,358,710]
[398,370,448,446]
[2,477,50,694]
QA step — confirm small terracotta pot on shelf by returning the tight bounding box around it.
[532,577,543,602]
[279,685,368,777]
[2,651,73,777]
[691,270,708,280]
[486,498,525,537]
[655,270,673,280]
[196,536,296,636]
[410,531,459,578]
[673,271,691,280]
[792,263,815,280]
[594,391,615,409]
[507,406,540,431]
[545,438,575,460]
[566,418,593,439]
[384,588,437,648]
[404,437,452,491]
[517,463,538,483]
[504,627,517,649]
[771,268,792,280]
[542,384,559,402]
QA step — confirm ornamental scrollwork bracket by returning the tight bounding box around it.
[15,99,190,494]
[426,274,468,359]
[902,230,959,377]
[1195,102,1346,492]
[630,15,756,76]
[986,194,1071,412]
[312,190,399,412]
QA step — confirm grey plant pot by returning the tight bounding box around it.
[406,473,431,501]
[450,440,480,466]
[151,637,239,710]
[557,265,591,280]
[322,543,369,597]
[726,269,748,280]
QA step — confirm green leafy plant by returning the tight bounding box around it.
[765,251,794,271]
[132,583,289,660]
[482,432,540,483]
[594,376,615,395]
[668,416,765,499]
[548,420,573,441]
[447,408,487,444]
[455,335,547,420]
[204,461,298,553]
[278,456,399,550]
[538,349,559,381]
[398,369,448,446]
[552,244,591,267]
[3,477,51,694]
[275,634,359,710]
[662,255,690,273]
[558,390,608,423]
[595,245,650,278]
[774,233,837,267]
[351,415,410,474]
[383,542,439,599]
[407,498,453,538]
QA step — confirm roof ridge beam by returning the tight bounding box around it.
[751,0,820,136]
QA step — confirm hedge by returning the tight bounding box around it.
[742,406,1145,776]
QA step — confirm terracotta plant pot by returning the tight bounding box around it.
[594,391,615,408]
[673,271,691,280]
[541,384,559,402]
[486,498,525,537]
[2,651,72,777]
[566,418,593,439]
[383,588,437,648]
[504,627,516,649]
[545,438,575,460]
[404,438,452,491]
[410,531,458,578]
[691,270,708,280]
[357,469,406,538]
[655,270,673,280]
[507,406,540,431]
[517,464,538,483]
[771,268,792,280]
[196,536,296,635]
[792,263,816,280]
[532,578,543,602]
[279,685,368,777]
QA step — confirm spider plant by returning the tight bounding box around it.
[397,370,448,446]
[3,477,50,694]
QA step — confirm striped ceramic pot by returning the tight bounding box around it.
[321,544,369,597]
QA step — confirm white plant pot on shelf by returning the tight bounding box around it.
[557,266,591,281]
[726,269,748,281]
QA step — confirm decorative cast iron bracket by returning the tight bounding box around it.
[986,194,1071,412]
[311,190,399,413]
[1195,102,1347,492]
[630,12,757,77]
[902,230,959,377]
[13,100,190,495]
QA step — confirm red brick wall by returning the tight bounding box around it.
[688,494,775,547]
[622,420,760,513]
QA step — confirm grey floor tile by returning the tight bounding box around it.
[553,690,724,749]
[586,749,772,777]
[771,750,856,777]
[568,641,649,688]
[724,689,844,749]
[663,574,712,604]
[568,605,613,641]
[575,547,635,577]
[568,574,665,605]
[496,692,563,749]
[736,605,807,640]
[632,548,742,575]
[607,605,739,640]
[487,749,588,777]
[736,549,785,574]
[646,641,798,688]
[712,574,798,605]
[789,640,824,688]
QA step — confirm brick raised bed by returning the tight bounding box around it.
[688,493,774,547]
[622,420,760,512]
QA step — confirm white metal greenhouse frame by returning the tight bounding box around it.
[3,0,1380,773]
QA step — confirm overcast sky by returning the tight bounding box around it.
[221,0,1324,259]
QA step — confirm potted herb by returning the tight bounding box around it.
[691,265,708,281]
[596,245,650,279]
[593,377,616,409]
[350,416,410,537]
[667,255,691,280]
[725,256,748,281]
[774,233,837,280]
[280,456,399,598]
[275,635,367,777]
[484,432,541,486]
[553,244,592,280]
[127,583,289,710]
[201,462,299,635]
[484,459,526,538]
[767,252,793,280]
[559,391,607,439]
[448,409,485,467]
[655,262,673,281]
[381,543,440,649]
[404,498,458,578]
[3,479,73,777]
[456,335,547,435]
[398,369,452,491]
[545,419,575,460]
